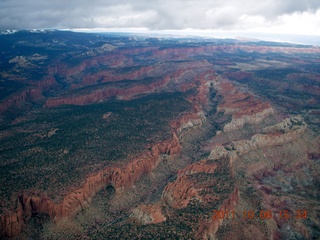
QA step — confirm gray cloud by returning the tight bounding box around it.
[0,0,319,33]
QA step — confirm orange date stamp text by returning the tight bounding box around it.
[212,209,308,220]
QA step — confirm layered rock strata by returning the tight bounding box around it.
[214,79,274,132]
[209,116,307,166]
[130,204,166,225]
[197,187,239,240]
[43,68,195,108]
[0,133,180,237]
[0,72,213,237]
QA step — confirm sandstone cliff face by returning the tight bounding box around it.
[0,75,58,115]
[0,132,181,237]
[130,204,166,225]
[154,115,306,239]
[157,142,238,239]
[170,112,206,137]
[223,106,274,132]
[214,80,274,132]
[0,78,210,237]
[1,65,215,237]
[0,88,44,114]
[209,116,307,167]
[169,72,214,137]
[44,68,196,108]
[161,158,218,209]
[2,43,319,117]
[232,117,306,156]
[196,187,239,240]
[208,144,229,160]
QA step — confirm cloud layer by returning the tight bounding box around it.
[0,0,319,35]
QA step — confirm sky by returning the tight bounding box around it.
[0,0,320,38]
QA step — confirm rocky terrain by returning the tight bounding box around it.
[0,30,319,239]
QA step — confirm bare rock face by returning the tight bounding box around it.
[0,81,211,237]
[1,33,319,239]
[208,143,229,160]
[43,72,173,107]
[263,116,305,134]
[130,204,166,225]
[132,114,307,238]
[172,112,206,136]
[161,158,218,209]
[197,187,239,240]
[0,88,44,114]
[0,131,182,237]
[210,116,307,168]
[158,143,238,239]
[0,71,212,236]
[214,80,274,132]
[232,116,306,156]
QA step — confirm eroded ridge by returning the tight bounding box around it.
[214,77,274,132]
[223,116,307,165]
[130,142,238,239]
[0,69,213,238]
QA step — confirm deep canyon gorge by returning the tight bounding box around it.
[0,31,319,239]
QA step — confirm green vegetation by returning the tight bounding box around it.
[0,92,191,209]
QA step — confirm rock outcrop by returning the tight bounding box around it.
[0,88,43,114]
[197,187,239,240]
[43,68,197,108]
[0,73,213,237]
[0,58,216,237]
[209,116,307,167]
[155,141,238,239]
[214,80,274,132]
[130,204,166,225]
[161,158,218,209]
[0,132,181,237]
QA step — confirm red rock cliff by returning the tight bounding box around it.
[196,187,239,240]
[0,132,181,237]
[214,78,274,132]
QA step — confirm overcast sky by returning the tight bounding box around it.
[0,0,319,36]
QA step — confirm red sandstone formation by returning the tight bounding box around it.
[210,116,307,168]
[44,79,168,107]
[0,76,212,237]
[1,101,205,238]
[0,64,215,237]
[170,112,206,136]
[0,132,181,237]
[147,141,239,238]
[70,66,157,90]
[130,204,166,225]
[214,78,274,132]
[2,43,318,115]
[0,88,44,114]
[48,53,131,77]
[170,71,216,136]
[43,68,198,108]
[196,187,239,240]
[0,75,57,114]
[161,158,218,209]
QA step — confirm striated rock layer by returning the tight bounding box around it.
[0,133,181,237]
[161,158,219,209]
[130,204,166,225]
[214,78,274,132]
[210,116,307,166]
[196,187,239,240]
[0,64,213,238]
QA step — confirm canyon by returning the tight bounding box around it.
[0,30,319,239]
